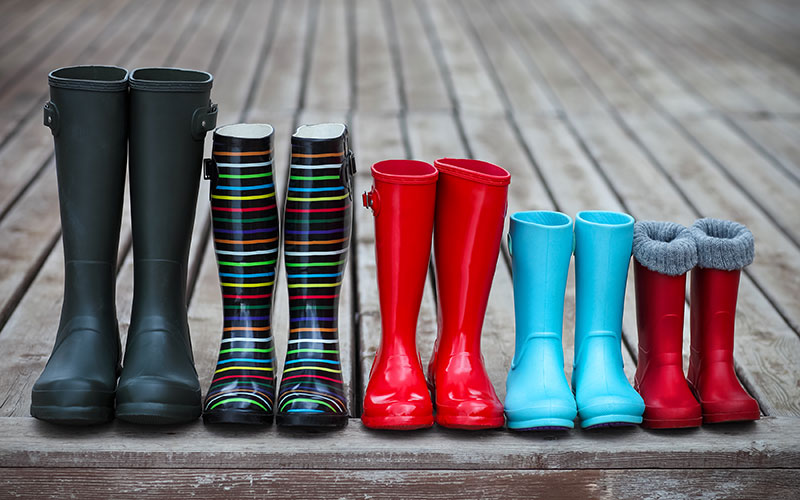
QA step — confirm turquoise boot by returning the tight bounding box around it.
[505,211,577,430]
[573,211,644,428]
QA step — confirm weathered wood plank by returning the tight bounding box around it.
[353,0,400,113]
[420,0,504,115]
[2,467,799,499]
[248,0,310,116]
[304,0,351,112]
[388,0,450,111]
[1,416,798,469]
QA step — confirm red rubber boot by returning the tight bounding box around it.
[688,218,760,424]
[428,158,509,430]
[362,160,437,430]
[632,221,702,429]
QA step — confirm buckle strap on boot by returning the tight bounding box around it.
[43,101,60,137]
[362,186,381,216]
[191,101,218,140]
[340,129,356,198]
[203,158,217,181]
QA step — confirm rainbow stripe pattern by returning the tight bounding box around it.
[276,123,355,427]
[203,124,278,425]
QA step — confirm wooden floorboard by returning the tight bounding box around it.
[0,0,798,494]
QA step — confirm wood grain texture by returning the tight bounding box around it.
[0,416,798,469]
[2,468,799,499]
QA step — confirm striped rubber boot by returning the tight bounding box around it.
[202,124,279,425]
[276,123,356,429]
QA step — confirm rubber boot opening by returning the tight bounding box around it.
[513,211,572,228]
[216,123,273,139]
[577,210,634,227]
[294,123,346,139]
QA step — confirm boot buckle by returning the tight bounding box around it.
[203,158,217,181]
[191,102,218,140]
[362,187,380,216]
[43,101,60,136]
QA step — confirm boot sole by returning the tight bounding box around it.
[581,414,642,429]
[507,417,574,431]
[361,414,434,430]
[116,402,201,425]
[276,413,348,429]
[702,410,760,424]
[203,409,273,425]
[642,416,702,429]
[435,414,505,430]
[30,405,113,426]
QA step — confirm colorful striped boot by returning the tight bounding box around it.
[203,124,279,425]
[276,123,356,428]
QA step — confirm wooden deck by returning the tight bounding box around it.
[1,0,799,497]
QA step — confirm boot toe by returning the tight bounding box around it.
[116,376,201,424]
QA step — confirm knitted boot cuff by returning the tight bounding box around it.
[633,221,698,276]
[690,218,755,271]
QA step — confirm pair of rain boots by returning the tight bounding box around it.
[504,211,645,430]
[201,123,355,428]
[361,159,510,430]
[633,219,760,428]
[31,66,217,425]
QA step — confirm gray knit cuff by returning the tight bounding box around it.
[633,221,697,276]
[690,218,754,271]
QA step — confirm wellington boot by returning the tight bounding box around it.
[573,211,644,429]
[428,158,508,430]
[276,123,356,429]
[633,221,702,429]
[116,68,217,425]
[362,160,437,430]
[505,211,577,431]
[202,124,278,425]
[688,218,760,424]
[31,66,129,425]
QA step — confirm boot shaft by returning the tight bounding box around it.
[46,65,129,265]
[204,124,279,419]
[508,211,573,360]
[365,160,437,355]
[687,218,754,373]
[278,123,355,420]
[573,210,634,352]
[631,220,697,359]
[690,268,741,358]
[128,68,216,263]
[432,158,510,354]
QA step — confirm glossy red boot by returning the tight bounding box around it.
[688,218,760,424]
[362,160,437,430]
[428,158,509,430]
[633,222,702,429]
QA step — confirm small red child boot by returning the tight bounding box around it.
[362,160,438,430]
[633,221,702,429]
[688,218,760,424]
[428,158,509,430]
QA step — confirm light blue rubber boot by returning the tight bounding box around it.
[573,211,644,429]
[505,211,577,430]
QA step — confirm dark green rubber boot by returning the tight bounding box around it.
[115,68,217,425]
[31,66,129,425]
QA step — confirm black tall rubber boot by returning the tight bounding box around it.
[31,66,129,425]
[202,123,279,425]
[115,68,217,425]
[276,123,356,429]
